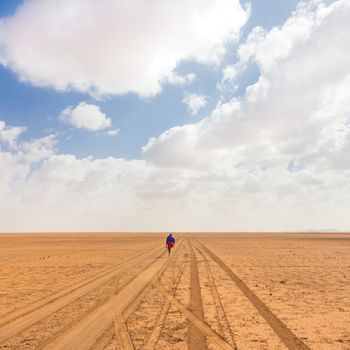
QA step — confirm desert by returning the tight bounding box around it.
[0,233,349,349]
[2,1,350,349]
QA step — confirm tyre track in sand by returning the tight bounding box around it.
[110,278,134,350]
[155,285,233,350]
[193,243,237,349]
[43,238,184,350]
[195,239,311,350]
[150,238,232,350]
[91,247,187,350]
[0,244,163,344]
[143,242,188,350]
[37,250,163,350]
[188,240,208,350]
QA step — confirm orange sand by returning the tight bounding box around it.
[0,233,349,349]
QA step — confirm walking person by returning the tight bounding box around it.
[165,233,175,256]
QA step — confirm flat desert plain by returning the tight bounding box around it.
[0,233,349,349]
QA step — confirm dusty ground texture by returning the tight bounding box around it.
[0,232,349,349]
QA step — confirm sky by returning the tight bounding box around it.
[0,0,349,232]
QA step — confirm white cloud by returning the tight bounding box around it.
[222,65,240,82]
[0,120,56,205]
[21,135,57,163]
[107,129,119,137]
[0,120,26,149]
[3,1,350,232]
[146,0,350,167]
[2,144,350,232]
[217,63,241,93]
[166,72,196,86]
[219,1,333,93]
[0,0,249,98]
[183,93,207,115]
[142,0,350,229]
[238,1,336,73]
[1,120,57,163]
[59,102,112,131]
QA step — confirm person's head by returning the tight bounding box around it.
[169,233,172,236]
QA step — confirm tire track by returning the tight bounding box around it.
[148,238,232,350]
[194,244,237,349]
[105,238,185,349]
[42,249,170,350]
[0,245,161,328]
[43,238,184,350]
[155,285,232,350]
[143,244,187,350]
[0,245,163,344]
[110,279,134,350]
[195,239,311,350]
[94,238,187,350]
[38,256,159,350]
[188,240,208,350]
[88,326,115,350]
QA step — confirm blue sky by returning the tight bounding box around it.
[1,0,349,232]
[0,0,299,159]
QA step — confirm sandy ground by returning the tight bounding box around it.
[0,232,349,349]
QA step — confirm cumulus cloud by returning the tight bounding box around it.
[2,143,349,231]
[0,0,249,97]
[219,1,331,93]
[166,72,196,86]
[21,135,57,163]
[1,120,56,162]
[183,93,207,115]
[0,120,26,149]
[2,1,350,232]
[59,102,112,131]
[0,120,56,203]
[218,64,241,91]
[142,0,350,229]
[107,129,120,137]
[145,1,350,167]
[0,143,213,231]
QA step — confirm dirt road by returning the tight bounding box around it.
[0,233,349,349]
